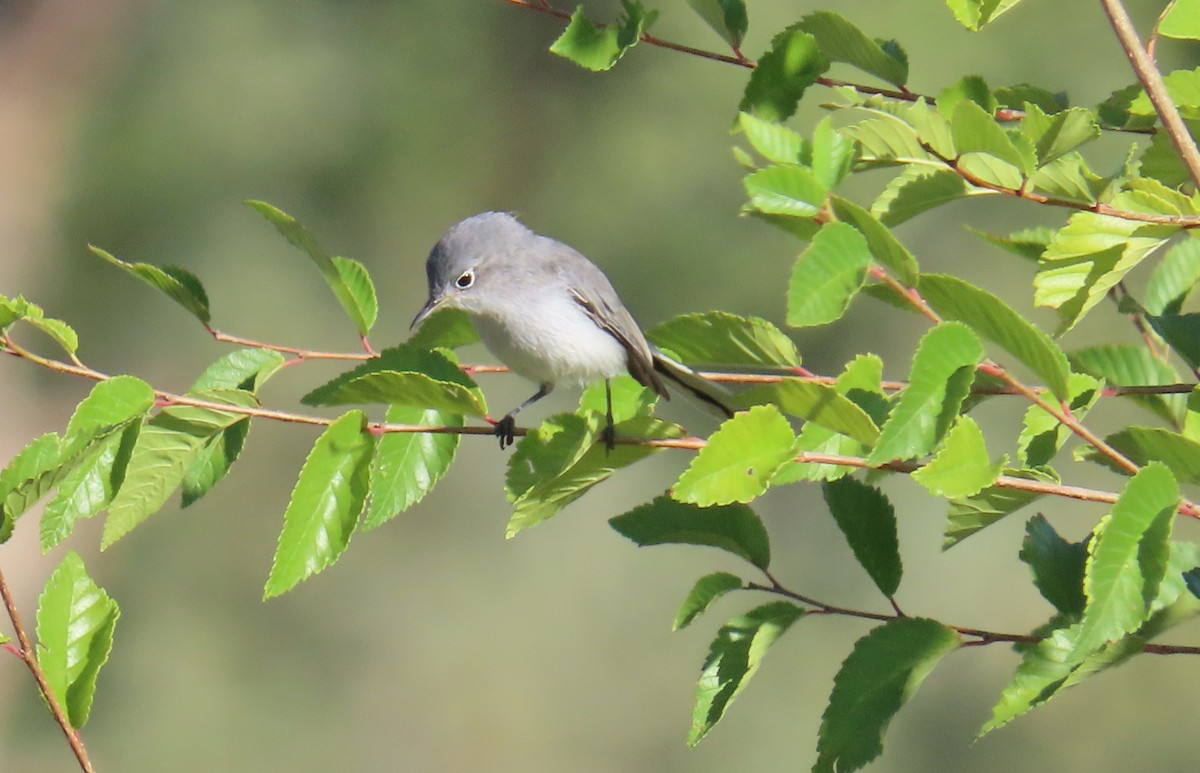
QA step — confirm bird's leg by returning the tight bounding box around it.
[495,383,552,450]
[602,378,616,453]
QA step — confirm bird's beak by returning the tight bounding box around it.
[410,296,443,330]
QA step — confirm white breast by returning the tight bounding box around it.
[471,293,629,387]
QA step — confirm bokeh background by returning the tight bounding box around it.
[1,1,1198,770]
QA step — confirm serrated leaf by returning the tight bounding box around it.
[946,0,1023,30]
[1147,312,1200,369]
[869,323,984,464]
[1145,237,1200,315]
[89,246,210,324]
[191,348,287,393]
[810,117,855,190]
[937,75,997,116]
[1017,373,1101,467]
[301,344,486,417]
[264,411,375,598]
[821,478,902,596]
[1076,463,1178,655]
[245,200,377,336]
[737,112,807,164]
[675,572,745,630]
[815,618,960,773]
[1018,105,1100,168]
[610,496,771,570]
[406,307,480,350]
[830,196,920,285]
[1130,67,1200,120]
[969,226,1052,262]
[689,602,804,745]
[943,467,1056,548]
[578,374,657,424]
[740,27,829,121]
[548,1,653,71]
[787,222,871,326]
[995,83,1067,113]
[873,168,972,226]
[951,97,1030,176]
[35,551,119,728]
[841,112,929,166]
[1102,427,1200,484]
[797,11,908,86]
[742,163,827,219]
[1021,514,1088,618]
[734,379,880,446]
[1070,344,1183,424]
[647,311,799,367]
[506,414,680,536]
[912,416,1005,498]
[180,419,249,508]
[0,433,62,540]
[1161,0,1200,39]
[673,406,796,505]
[919,274,1071,400]
[363,405,461,530]
[686,0,747,48]
[980,621,1084,734]
[0,295,79,355]
[40,425,139,552]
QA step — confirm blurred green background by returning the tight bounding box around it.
[1,1,1198,770]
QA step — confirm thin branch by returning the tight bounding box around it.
[0,564,95,772]
[1101,0,1200,189]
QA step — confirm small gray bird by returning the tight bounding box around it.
[410,212,731,450]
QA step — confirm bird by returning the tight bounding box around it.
[410,212,731,450]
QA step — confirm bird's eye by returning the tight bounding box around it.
[455,270,475,289]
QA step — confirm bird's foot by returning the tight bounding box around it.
[494,415,517,450]
[601,421,616,453]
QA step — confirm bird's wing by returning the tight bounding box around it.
[568,285,669,399]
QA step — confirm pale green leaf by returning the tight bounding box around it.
[912,416,1005,498]
[809,117,856,191]
[872,168,972,226]
[1102,427,1200,484]
[1145,237,1200,315]
[943,467,1056,548]
[797,11,908,86]
[549,1,654,71]
[0,295,79,355]
[648,311,799,367]
[191,348,287,393]
[743,163,827,218]
[1161,0,1200,40]
[40,425,139,552]
[1070,344,1183,424]
[787,222,871,327]
[951,100,1030,173]
[1017,373,1101,468]
[830,196,920,285]
[737,112,807,165]
[673,405,796,505]
[946,0,1023,30]
[407,307,480,350]
[734,379,880,446]
[363,405,461,530]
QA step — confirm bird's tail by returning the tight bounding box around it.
[651,350,736,419]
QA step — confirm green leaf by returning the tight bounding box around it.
[946,0,1024,30]
[406,307,480,350]
[950,100,1030,180]
[919,274,1071,400]
[673,406,796,505]
[610,496,771,570]
[101,393,254,548]
[980,622,1085,734]
[686,0,747,49]
[912,416,1005,498]
[245,200,377,336]
[797,11,908,86]
[969,225,1052,262]
[1161,0,1200,40]
[1070,344,1183,424]
[809,117,856,191]
[742,163,827,219]
[88,246,210,324]
[675,572,745,630]
[689,602,805,745]
[830,196,920,285]
[1102,427,1200,484]
[734,379,880,446]
[61,376,154,450]
[872,168,972,226]
[1076,463,1178,655]
[841,112,929,166]
[1017,373,1101,468]
[180,419,249,508]
[1021,514,1087,618]
[578,374,657,424]
[821,478,902,596]
[301,344,486,417]
[0,295,79,355]
[40,425,139,552]
[1147,312,1200,370]
[35,551,119,728]
[362,405,461,530]
[737,112,807,165]
[647,311,799,367]
[1145,237,1200,315]
[506,414,681,536]
[264,411,375,598]
[786,222,871,326]
[815,618,960,773]
[937,75,997,116]
[740,26,829,121]
[191,348,287,392]
[868,323,984,464]
[548,1,654,71]
[1130,67,1200,120]
[1018,105,1101,167]
[943,467,1055,548]
[0,433,63,540]
[995,83,1067,114]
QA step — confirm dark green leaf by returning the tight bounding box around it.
[686,0,747,49]
[264,411,375,598]
[815,618,960,773]
[180,419,250,508]
[363,405,461,530]
[943,467,1056,548]
[675,572,745,630]
[1070,344,1183,424]
[89,246,210,324]
[673,406,795,505]
[740,27,829,121]
[937,75,997,116]
[787,222,871,327]
[1102,426,1200,484]
[822,478,901,596]
[690,602,805,745]
[995,83,1068,113]
[610,496,771,570]
[1147,312,1200,369]
[968,226,1053,262]
[648,311,799,367]
[301,344,487,417]
[548,1,654,71]
[1021,514,1087,618]
[35,551,119,728]
[797,11,908,86]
